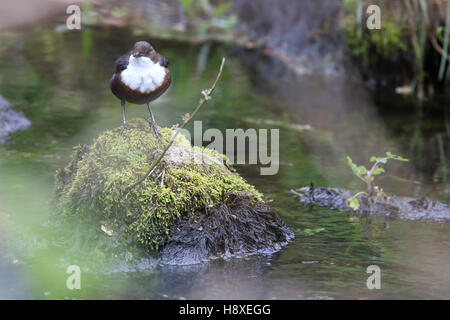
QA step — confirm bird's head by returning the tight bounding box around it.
[129,41,157,66]
[131,41,155,58]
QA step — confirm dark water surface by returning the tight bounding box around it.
[0,23,449,300]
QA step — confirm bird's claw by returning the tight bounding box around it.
[145,118,161,139]
[120,123,136,134]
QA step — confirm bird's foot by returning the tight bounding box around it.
[145,118,161,139]
[120,123,136,134]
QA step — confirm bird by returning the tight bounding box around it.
[110,41,171,137]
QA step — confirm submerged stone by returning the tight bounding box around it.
[53,119,293,265]
[292,186,450,221]
[0,95,31,144]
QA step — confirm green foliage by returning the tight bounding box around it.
[179,0,194,13]
[343,0,357,8]
[342,1,408,66]
[214,2,233,18]
[343,21,407,65]
[346,152,409,211]
[347,156,368,177]
[438,3,450,81]
[347,152,408,183]
[436,26,450,43]
[346,197,360,211]
[176,0,237,33]
[371,152,408,163]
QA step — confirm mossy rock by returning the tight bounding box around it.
[53,119,293,264]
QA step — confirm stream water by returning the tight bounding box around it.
[0,17,449,299]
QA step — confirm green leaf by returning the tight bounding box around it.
[355,165,367,176]
[347,156,356,169]
[347,156,367,177]
[372,167,385,176]
[214,2,233,18]
[179,0,194,12]
[370,156,388,164]
[347,197,360,211]
[386,152,409,162]
[437,26,450,43]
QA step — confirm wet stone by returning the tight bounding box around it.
[0,95,31,144]
[292,186,450,221]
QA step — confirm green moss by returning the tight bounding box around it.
[54,119,263,250]
[342,2,408,66]
[344,23,407,65]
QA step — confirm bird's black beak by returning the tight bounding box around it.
[133,52,142,58]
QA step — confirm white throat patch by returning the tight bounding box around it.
[121,55,166,93]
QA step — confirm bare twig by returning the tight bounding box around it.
[125,57,226,191]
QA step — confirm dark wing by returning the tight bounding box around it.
[114,54,130,73]
[157,53,169,68]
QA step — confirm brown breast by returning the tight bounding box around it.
[110,69,171,105]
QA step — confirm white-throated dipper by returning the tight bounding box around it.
[110,41,171,137]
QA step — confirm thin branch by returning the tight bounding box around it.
[125,57,226,191]
[367,161,381,178]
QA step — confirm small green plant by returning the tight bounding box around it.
[346,152,409,211]
[178,0,237,32]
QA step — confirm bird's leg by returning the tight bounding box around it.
[146,103,161,138]
[121,100,135,134]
